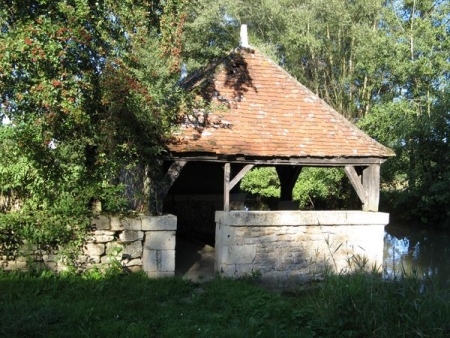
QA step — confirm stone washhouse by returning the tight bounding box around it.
[153,26,396,287]
[1,28,394,286]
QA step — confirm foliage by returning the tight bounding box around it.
[240,167,356,210]
[240,167,280,199]
[184,0,450,226]
[293,167,352,210]
[0,1,191,250]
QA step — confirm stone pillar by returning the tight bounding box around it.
[142,214,177,277]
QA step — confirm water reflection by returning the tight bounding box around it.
[383,223,450,286]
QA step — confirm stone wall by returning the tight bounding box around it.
[215,211,389,288]
[0,214,177,277]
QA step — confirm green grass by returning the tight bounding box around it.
[0,269,449,338]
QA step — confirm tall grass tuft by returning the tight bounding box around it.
[301,260,450,337]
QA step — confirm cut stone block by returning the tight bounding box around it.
[160,250,175,272]
[91,215,110,230]
[144,231,176,250]
[141,214,177,231]
[142,249,158,272]
[122,241,142,259]
[84,243,105,256]
[120,217,142,231]
[118,230,144,243]
[110,217,123,231]
[94,235,115,243]
[126,258,143,266]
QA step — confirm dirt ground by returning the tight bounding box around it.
[175,235,216,282]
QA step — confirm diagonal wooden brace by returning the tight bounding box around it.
[224,163,254,211]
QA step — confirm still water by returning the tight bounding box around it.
[383,223,450,286]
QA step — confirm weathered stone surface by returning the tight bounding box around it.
[215,211,389,287]
[76,255,89,264]
[142,249,158,272]
[44,261,57,270]
[91,215,110,230]
[126,258,143,266]
[105,242,124,257]
[160,250,175,272]
[141,214,177,231]
[94,230,116,236]
[56,263,69,273]
[127,266,143,273]
[122,241,142,259]
[94,235,115,243]
[220,244,256,265]
[142,249,175,272]
[3,260,27,271]
[144,231,176,250]
[100,256,121,264]
[42,254,58,262]
[216,210,389,226]
[110,217,123,230]
[146,271,174,278]
[118,230,144,243]
[84,243,105,256]
[88,256,101,264]
[120,217,142,231]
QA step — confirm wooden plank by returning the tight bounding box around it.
[224,163,231,212]
[362,164,380,212]
[344,165,365,204]
[164,154,387,166]
[229,164,254,190]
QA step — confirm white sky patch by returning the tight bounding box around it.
[2,115,11,125]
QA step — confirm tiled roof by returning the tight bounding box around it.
[167,48,394,160]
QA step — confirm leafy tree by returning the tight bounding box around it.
[185,0,450,226]
[240,167,280,199]
[0,0,190,251]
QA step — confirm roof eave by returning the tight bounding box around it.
[162,152,391,166]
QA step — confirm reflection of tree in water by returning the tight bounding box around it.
[383,224,450,286]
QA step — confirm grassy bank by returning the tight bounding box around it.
[0,270,449,337]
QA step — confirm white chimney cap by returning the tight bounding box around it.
[240,24,249,48]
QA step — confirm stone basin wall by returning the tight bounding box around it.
[215,211,389,288]
[0,214,177,277]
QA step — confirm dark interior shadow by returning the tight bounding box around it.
[175,234,207,277]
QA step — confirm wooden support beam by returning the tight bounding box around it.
[362,164,380,212]
[159,161,187,199]
[229,164,254,191]
[149,161,186,216]
[224,163,254,211]
[344,165,365,204]
[276,166,302,201]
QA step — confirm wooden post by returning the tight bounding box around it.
[224,163,231,212]
[224,163,254,211]
[345,164,381,211]
[362,164,380,212]
[275,166,302,201]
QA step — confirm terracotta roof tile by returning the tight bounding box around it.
[168,48,394,159]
